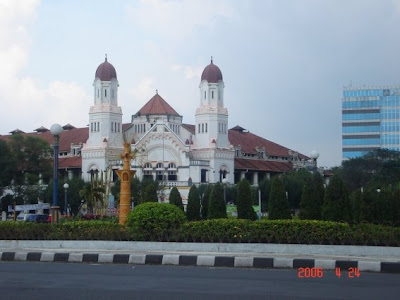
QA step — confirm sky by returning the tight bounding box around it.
[1,0,400,168]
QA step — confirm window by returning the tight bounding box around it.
[97,90,99,98]
[91,123,93,132]
[111,89,114,99]
[118,123,120,132]
[156,162,164,169]
[111,122,113,132]
[202,123,204,133]
[198,124,200,133]
[105,89,107,97]
[205,123,208,133]
[144,162,152,169]
[212,91,214,99]
[204,91,206,99]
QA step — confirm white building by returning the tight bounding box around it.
[3,57,315,192]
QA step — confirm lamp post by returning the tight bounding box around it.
[63,183,69,215]
[50,123,63,224]
[310,150,320,174]
[222,177,228,204]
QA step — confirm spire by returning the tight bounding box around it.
[105,53,107,62]
[156,89,158,94]
[211,56,213,64]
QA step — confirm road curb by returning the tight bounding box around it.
[1,251,400,273]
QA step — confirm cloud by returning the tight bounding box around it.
[0,0,91,133]
[171,64,203,80]
[126,77,156,104]
[125,0,236,40]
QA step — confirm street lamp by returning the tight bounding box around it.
[50,123,63,224]
[63,183,69,215]
[222,177,228,204]
[310,150,320,174]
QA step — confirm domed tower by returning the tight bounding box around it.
[87,56,122,147]
[195,57,229,149]
[82,56,123,181]
[192,58,234,184]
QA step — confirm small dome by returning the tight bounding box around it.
[95,56,117,81]
[201,57,223,83]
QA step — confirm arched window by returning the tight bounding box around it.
[156,162,164,169]
[143,162,152,169]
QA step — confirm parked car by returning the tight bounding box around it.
[16,213,50,223]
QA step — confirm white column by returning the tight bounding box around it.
[253,172,259,186]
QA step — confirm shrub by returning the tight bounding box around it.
[268,177,291,220]
[142,182,158,203]
[322,175,352,222]
[169,187,184,210]
[186,185,201,221]
[208,183,227,219]
[299,174,324,220]
[236,179,257,220]
[201,185,212,219]
[126,202,186,241]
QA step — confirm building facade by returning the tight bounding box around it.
[342,85,400,159]
[2,57,316,196]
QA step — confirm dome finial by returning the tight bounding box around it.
[211,56,213,63]
[105,53,107,61]
[156,89,158,94]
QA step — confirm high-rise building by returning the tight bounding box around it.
[342,85,400,159]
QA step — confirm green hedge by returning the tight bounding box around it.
[126,202,186,241]
[0,219,399,246]
[0,221,129,241]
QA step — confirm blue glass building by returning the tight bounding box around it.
[342,85,400,159]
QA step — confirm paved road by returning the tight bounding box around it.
[0,262,398,299]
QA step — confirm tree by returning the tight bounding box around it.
[350,189,362,222]
[186,185,201,221]
[299,173,324,220]
[341,149,400,192]
[236,179,257,220]
[0,140,15,197]
[258,177,271,212]
[142,182,158,202]
[201,185,212,219]
[79,181,105,214]
[208,183,227,219]
[322,175,352,222]
[64,177,85,216]
[268,177,291,220]
[359,185,399,224]
[44,177,85,216]
[5,134,52,204]
[282,169,312,210]
[169,187,183,210]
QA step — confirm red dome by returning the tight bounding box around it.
[95,57,117,81]
[201,58,223,83]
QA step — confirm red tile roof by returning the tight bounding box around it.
[182,123,195,134]
[59,156,82,169]
[0,127,88,153]
[228,126,308,159]
[136,93,180,116]
[235,158,293,173]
